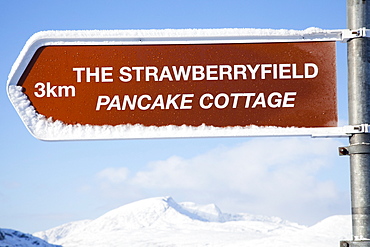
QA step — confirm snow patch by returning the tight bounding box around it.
[33,220,92,244]
[180,201,226,222]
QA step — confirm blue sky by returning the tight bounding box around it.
[0,0,351,234]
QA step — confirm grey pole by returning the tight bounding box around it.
[343,0,370,246]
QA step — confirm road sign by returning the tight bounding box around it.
[7,29,341,140]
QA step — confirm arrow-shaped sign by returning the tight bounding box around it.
[7,29,339,140]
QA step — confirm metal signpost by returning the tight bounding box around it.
[341,0,370,246]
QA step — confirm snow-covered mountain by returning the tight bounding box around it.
[32,196,352,247]
[0,228,61,247]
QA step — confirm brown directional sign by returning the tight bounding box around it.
[16,41,337,129]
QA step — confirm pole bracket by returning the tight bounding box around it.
[340,240,370,247]
[342,28,370,42]
[339,143,370,156]
[351,124,370,134]
[339,124,370,155]
[341,124,370,136]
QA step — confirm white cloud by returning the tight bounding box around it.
[97,167,129,184]
[92,137,348,225]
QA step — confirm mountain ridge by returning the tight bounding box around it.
[0,196,352,247]
[0,228,61,247]
[30,196,351,247]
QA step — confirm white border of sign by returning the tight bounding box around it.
[7,28,357,141]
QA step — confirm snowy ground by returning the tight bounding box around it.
[31,196,351,247]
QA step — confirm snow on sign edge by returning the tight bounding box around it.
[6,28,348,141]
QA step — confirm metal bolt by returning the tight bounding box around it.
[339,147,350,156]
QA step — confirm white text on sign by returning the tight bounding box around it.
[72,63,318,83]
[95,92,297,111]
